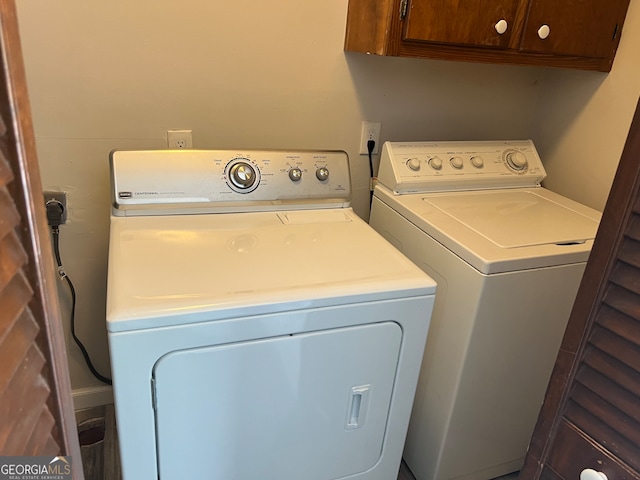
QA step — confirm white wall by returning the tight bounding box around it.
[14,0,639,405]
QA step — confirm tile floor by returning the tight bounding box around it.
[398,462,520,480]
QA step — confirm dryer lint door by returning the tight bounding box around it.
[152,322,402,480]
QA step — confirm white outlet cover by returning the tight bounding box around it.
[167,130,193,149]
[359,121,381,155]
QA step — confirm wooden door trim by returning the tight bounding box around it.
[0,0,82,470]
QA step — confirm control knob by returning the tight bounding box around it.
[229,162,257,189]
[470,156,484,168]
[429,157,443,170]
[450,156,464,169]
[407,158,421,171]
[316,167,329,181]
[289,167,302,182]
[504,150,528,171]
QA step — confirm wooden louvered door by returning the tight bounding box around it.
[521,99,640,480]
[0,0,82,475]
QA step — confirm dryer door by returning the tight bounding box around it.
[152,322,402,480]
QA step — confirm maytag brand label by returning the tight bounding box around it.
[0,456,72,480]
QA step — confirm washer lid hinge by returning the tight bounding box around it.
[151,377,157,410]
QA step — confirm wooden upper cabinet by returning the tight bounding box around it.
[403,0,522,49]
[520,0,629,58]
[344,0,631,72]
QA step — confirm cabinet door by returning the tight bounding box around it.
[403,0,522,48]
[520,0,628,58]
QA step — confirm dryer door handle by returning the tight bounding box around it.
[346,385,371,429]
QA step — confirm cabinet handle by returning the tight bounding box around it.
[537,24,551,39]
[580,469,608,480]
[495,19,508,35]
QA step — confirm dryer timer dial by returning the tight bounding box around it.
[226,159,260,193]
[316,167,330,181]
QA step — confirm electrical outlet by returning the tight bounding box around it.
[359,121,381,155]
[167,129,193,149]
[44,191,67,224]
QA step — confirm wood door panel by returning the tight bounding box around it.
[566,401,640,472]
[545,420,638,480]
[2,377,51,454]
[0,188,20,239]
[404,0,520,48]
[582,345,640,398]
[588,324,640,371]
[611,263,640,297]
[595,305,640,345]
[0,346,47,444]
[624,215,640,241]
[618,238,640,267]
[0,231,28,288]
[22,408,56,455]
[575,365,640,423]
[602,283,640,335]
[0,274,30,344]
[0,309,41,415]
[520,0,626,58]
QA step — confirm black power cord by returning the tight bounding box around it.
[367,139,376,205]
[45,199,112,386]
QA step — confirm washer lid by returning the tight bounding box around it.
[373,186,601,274]
[106,208,436,332]
[424,190,598,248]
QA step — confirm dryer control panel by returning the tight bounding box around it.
[110,149,351,216]
[377,140,547,194]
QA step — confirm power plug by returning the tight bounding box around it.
[44,191,67,226]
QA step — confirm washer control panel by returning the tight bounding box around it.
[377,140,547,194]
[111,149,351,215]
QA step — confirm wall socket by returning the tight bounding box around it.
[44,191,67,224]
[166,129,193,149]
[359,121,381,155]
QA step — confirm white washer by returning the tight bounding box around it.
[106,149,436,480]
[369,140,601,480]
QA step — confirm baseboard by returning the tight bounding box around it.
[73,385,114,411]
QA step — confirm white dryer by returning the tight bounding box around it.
[369,140,601,480]
[106,149,436,480]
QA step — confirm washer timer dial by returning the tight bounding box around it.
[503,149,528,172]
[226,158,261,193]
